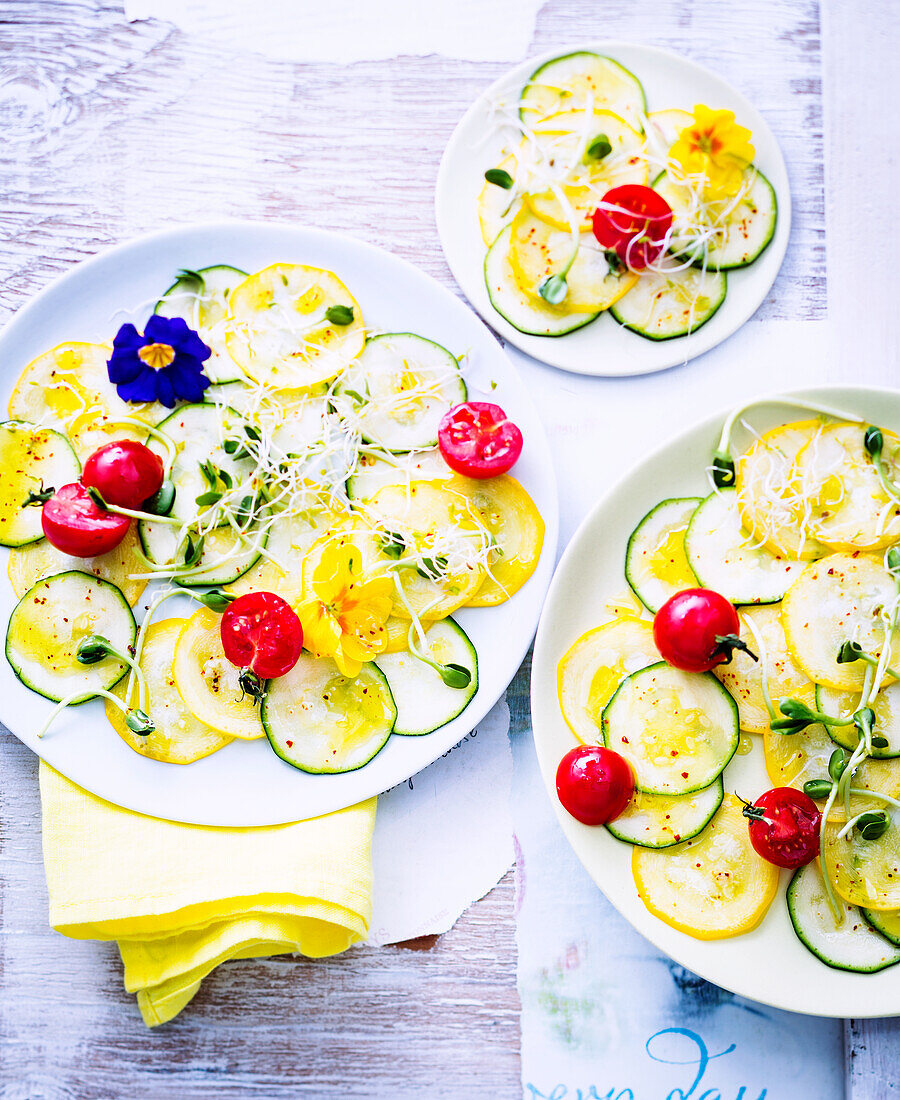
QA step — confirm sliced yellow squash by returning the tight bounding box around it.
[714,604,811,734]
[763,720,838,795]
[0,422,79,547]
[632,794,779,939]
[478,153,522,245]
[382,615,413,654]
[556,616,658,743]
[735,420,828,561]
[644,107,694,163]
[794,423,900,551]
[8,524,147,607]
[225,264,364,390]
[443,474,544,606]
[106,618,232,764]
[824,803,900,911]
[781,553,900,691]
[172,607,265,740]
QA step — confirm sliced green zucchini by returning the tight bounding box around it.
[155,264,248,383]
[601,661,739,795]
[138,521,267,586]
[624,497,701,613]
[685,489,804,605]
[375,618,478,736]
[519,51,646,130]
[787,861,900,973]
[860,907,900,946]
[606,776,724,848]
[6,571,136,702]
[148,403,258,527]
[654,168,777,270]
[262,653,397,773]
[817,682,900,759]
[0,422,79,547]
[333,334,466,453]
[485,225,600,337]
[346,448,451,502]
[609,266,726,340]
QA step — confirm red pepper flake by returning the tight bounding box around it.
[286,740,294,748]
[681,771,689,779]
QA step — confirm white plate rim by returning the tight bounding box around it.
[530,383,900,1018]
[435,39,792,378]
[0,219,559,826]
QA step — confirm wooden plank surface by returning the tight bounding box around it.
[0,0,894,1095]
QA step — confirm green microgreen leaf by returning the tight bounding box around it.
[197,589,236,613]
[484,167,514,189]
[126,708,155,735]
[416,555,448,580]
[583,133,612,163]
[176,268,205,288]
[439,662,472,689]
[711,451,736,489]
[803,779,833,800]
[143,479,176,516]
[828,747,849,783]
[326,305,354,326]
[857,810,891,841]
[379,531,405,560]
[539,275,568,305]
[865,426,884,458]
[195,491,223,507]
[75,635,111,665]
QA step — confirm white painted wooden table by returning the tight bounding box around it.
[0,1,898,1096]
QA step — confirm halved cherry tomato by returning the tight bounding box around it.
[82,440,164,509]
[220,591,303,681]
[556,745,634,825]
[41,482,131,557]
[653,588,754,673]
[438,401,523,479]
[592,184,673,271]
[742,787,821,869]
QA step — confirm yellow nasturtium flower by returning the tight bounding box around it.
[669,105,755,199]
[297,537,393,677]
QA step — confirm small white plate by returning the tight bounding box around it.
[0,221,558,826]
[531,386,900,1018]
[435,41,790,377]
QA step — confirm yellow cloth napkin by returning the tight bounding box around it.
[40,763,376,1026]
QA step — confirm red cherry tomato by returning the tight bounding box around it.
[41,482,131,558]
[556,745,634,826]
[220,591,303,680]
[592,184,673,270]
[82,440,164,509]
[653,588,754,673]
[742,787,821,869]
[438,401,523,479]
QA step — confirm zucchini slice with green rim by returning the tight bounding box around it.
[155,264,248,383]
[624,496,701,613]
[333,333,466,454]
[816,682,900,759]
[685,488,804,606]
[654,168,777,271]
[787,861,900,972]
[346,448,451,502]
[375,617,478,736]
[138,521,267,587]
[601,661,739,795]
[0,421,80,547]
[6,570,136,702]
[262,653,397,773]
[606,776,724,848]
[519,51,646,130]
[609,266,726,341]
[485,225,600,337]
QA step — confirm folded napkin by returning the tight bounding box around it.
[40,763,376,1026]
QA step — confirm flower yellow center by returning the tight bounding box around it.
[138,342,176,369]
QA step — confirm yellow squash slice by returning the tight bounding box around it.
[509,209,638,310]
[823,803,900,911]
[735,419,828,561]
[632,794,779,939]
[644,107,694,164]
[225,264,365,390]
[781,553,900,692]
[556,616,658,743]
[794,423,900,551]
[763,720,838,796]
[714,604,811,734]
[478,153,521,245]
[444,475,544,606]
[106,619,233,764]
[172,607,265,740]
[8,524,147,607]
[0,423,79,547]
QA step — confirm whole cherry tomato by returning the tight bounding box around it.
[592,184,673,270]
[220,591,303,682]
[82,440,164,509]
[41,482,131,557]
[742,787,821,869]
[438,401,523,479]
[556,745,634,826]
[653,588,754,673]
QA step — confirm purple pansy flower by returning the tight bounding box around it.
[107,315,211,408]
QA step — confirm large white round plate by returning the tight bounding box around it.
[436,42,790,377]
[0,222,558,826]
[531,386,900,1017]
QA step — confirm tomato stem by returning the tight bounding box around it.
[713,633,757,665]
